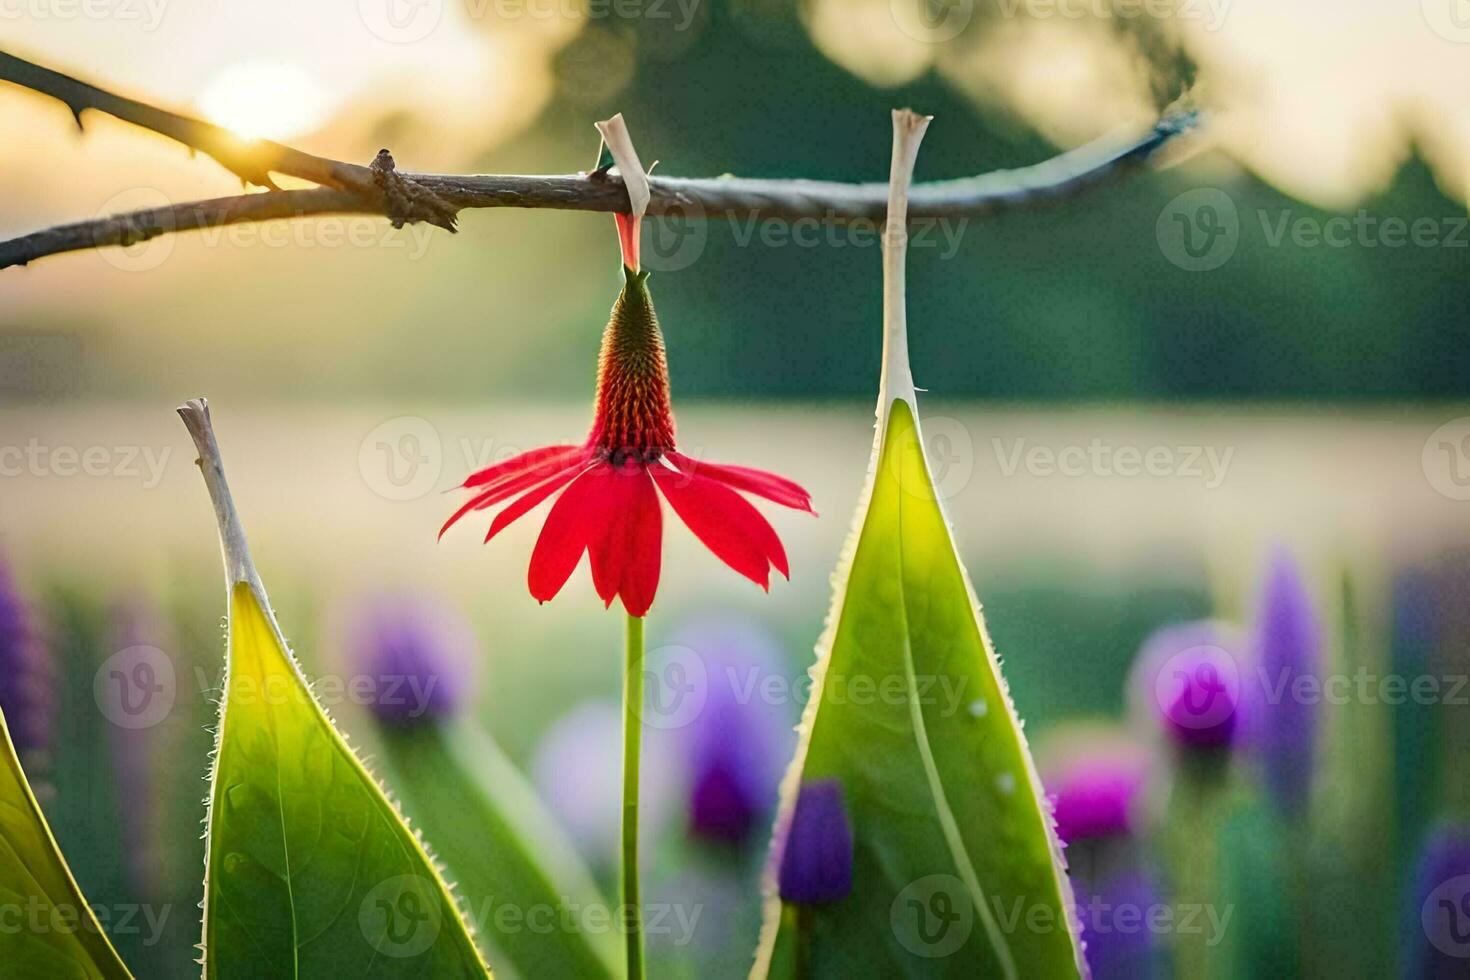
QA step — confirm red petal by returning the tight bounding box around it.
[619,469,662,616]
[590,464,663,613]
[441,451,589,539]
[615,213,640,272]
[589,466,638,606]
[462,445,582,490]
[651,464,788,589]
[665,451,814,513]
[485,463,588,543]
[528,463,614,604]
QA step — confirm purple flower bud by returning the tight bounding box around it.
[1078,869,1161,980]
[344,594,476,727]
[1129,621,1244,752]
[777,779,853,905]
[665,620,793,844]
[1039,729,1149,845]
[0,553,53,754]
[1412,823,1470,977]
[1251,547,1321,815]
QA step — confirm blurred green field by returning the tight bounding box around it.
[4,400,1468,975]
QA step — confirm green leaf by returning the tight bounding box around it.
[178,400,489,978]
[753,112,1082,979]
[377,721,621,979]
[0,706,132,979]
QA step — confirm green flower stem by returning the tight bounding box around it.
[794,904,814,980]
[622,612,647,980]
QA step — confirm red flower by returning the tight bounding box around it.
[442,218,813,617]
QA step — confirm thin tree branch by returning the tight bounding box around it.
[0,50,371,192]
[1,189,371,265]
[0,46,1201,270]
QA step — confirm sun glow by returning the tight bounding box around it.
[197,62,331,142]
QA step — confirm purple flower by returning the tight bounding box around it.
[1077,869,1162,980]
[344,594,476,726]
[777,779,853,905]
[1412,823,1470,978]
[665,619,794,844]
[530,701,681,869]
[1250,547,1321,815]
[1129,620,1244,752]
[1040,729,1149,845]
[0,553,53,754]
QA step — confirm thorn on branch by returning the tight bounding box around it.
[228,165,279,192]
[370,148,458,233]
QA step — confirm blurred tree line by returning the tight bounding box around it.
[464,0,1469,402]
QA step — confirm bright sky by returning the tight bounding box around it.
[0,0,1464,243]
[814,0,1470,207]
